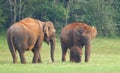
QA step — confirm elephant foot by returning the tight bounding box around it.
[32,60,37,63]
[38,59,42,63]
[85,59,89,62]
[21,60,26,64]
[51,59,54,62]
[32,59,41,63]
[62,58,66,62]
[13,59,17,64]
[21,62,26,64]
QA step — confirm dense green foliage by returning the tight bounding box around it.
[0,0,120,37]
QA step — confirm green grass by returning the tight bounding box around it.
[0,35,120,73]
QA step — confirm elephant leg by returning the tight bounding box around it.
[32,39,42,63]
[10,49,17,63]
[18,50,26,64]
[32,49,40,63]
[85,42,91,62]
[38,53,41,63]
[61,43,67,62]
[62,48,67,62]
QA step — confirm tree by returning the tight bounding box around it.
[7,0,28,25]
[112,0,120,36]
[66,0,117,37]
[0,0,119,37]
[24,0,67,34]
[0,0,7,31]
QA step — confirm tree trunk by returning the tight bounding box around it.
[18,0,22,21]
[13,0,17,23]
[65,0,71,25]
[8,0,17,25]
[8,0,13,24]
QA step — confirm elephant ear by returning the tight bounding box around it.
[47,21,56,33]
[43,21,56,44]
[44,21,56,36]
[91,26,97,39]
[43,24,49,38]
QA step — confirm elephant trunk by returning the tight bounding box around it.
[50,35,56,62]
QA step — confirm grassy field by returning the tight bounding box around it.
[0,35,120,73]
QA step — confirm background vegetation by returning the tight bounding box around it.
[0,0,120,37]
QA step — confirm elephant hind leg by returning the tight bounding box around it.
[16,43,27,64]
[32,49,40,63]
[18,50,26,64]
[85,42,91,62]
[8,42,17,63]
[32,38,42,63]
[10,49,17,63]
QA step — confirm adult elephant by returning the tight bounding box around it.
[60,22,97,62]
[7,17,56,64]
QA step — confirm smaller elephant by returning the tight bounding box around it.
[60,22,97,62]
[70,46,82,63]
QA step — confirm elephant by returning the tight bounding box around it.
[70,46,82,63]
[60,22,97,62]
[7,17,56,64]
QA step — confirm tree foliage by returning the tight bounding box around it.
[0,0,120,37]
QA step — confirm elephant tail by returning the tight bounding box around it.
[7,29,16,59]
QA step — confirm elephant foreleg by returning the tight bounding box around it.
[85,42,91,62]
[38,53,41,63]
[61,44,67,62]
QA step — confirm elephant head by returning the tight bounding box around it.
[35,20,56,62]
[70,46,82,63]
[42,21,56,62]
